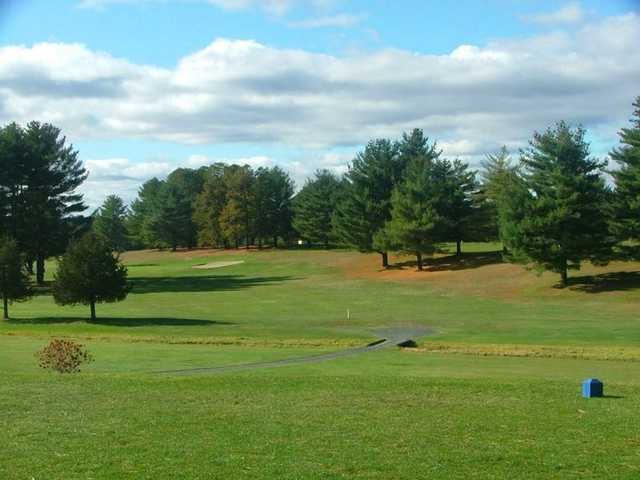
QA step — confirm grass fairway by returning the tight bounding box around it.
[2,246,640,478]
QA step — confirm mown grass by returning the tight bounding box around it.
[3,245,640,478]
[3,337,640,479]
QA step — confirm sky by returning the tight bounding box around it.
[0,0,639,208]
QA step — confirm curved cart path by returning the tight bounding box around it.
[154,327,433,376]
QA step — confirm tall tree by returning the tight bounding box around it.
[219,165,255,248]
[0,236,32,320]
[128,178,164,248]
[53,233,130,321]
[164,168,205,248]
[253,166,295,247]
[479,147,525,251]
[0,123,28,244]
[509,122,614,286]
[152,181,193,251]
[610,96,640,247]
[432,158,478,256]
[21,122,88,284]
[93,195,129,252]
[333,139,402,267]
[380,155,442,270]
[293,170,343,247]
[397,128,439,169]
[193,163,228,247]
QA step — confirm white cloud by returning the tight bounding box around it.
[1,12,639,207]
[523,2,587,25]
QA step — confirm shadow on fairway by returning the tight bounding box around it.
[387,251,503,272]
[129,274,296,294]
[9,317,231,327]
[566,271,640,293]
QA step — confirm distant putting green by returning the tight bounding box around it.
[2,245,640,478]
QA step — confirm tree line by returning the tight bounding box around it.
[1,96,639,318]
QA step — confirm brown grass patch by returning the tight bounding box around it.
[405,342,640,362]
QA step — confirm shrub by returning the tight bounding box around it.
[37,339,94,373]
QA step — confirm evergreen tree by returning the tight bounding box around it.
[53,233,130,321]
[253,166,295,247]
[128,178,164,248]
[93,195,129,252]
[0,124,28,243]
[610,96,640,247]
[0,236,32,319]
[219,165,255,247]
[381,156,442,270]
[152,181,193,251]
[433,158,478,256]
[22,122,88,284]
[193,163,227,247]
[293,170,343,247]
[333,139,401,267]
[164,168,205,248]
[479,147,524,251]
[510,122,614,286]
[0,122,87,283]
[397,128,439,169]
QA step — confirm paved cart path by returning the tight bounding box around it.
[154,327,433,376]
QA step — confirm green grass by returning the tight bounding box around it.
[2,246,640,478]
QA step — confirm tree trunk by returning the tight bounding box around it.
[416,251,423,271]
[3,296,8,320]
[36,254,45,285]
[456,240,462,257]
[273,236,278,248]
[560,262,568,287]
[381,252,389,268]
[90,300,96,321]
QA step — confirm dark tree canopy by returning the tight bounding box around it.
[0,236,32,319]
[610,96,640,246]
[333,139,402,267]
[381,155,442,270]
[53,233,130,320]
[0,122,87,284]
[507,122,614,285]
[293,170,343,247]
[93,195,129,252]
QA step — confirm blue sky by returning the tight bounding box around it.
[0,0,639,207]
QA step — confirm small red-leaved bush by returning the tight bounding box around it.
[37,339,94,373]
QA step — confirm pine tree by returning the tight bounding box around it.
[128,178,164,248]
[219,165,255,248]
[293,170,343,247]
[93,195,129,252]
[53,233,130,321]
[333,139,401,267]
[193,163,228,247]
[433,158,478,256]
[382,156,442,270]
[253,167,294,247]
[0,236,32,320]
[164,168,205,248]
[610,96,640,247]
[153,182,193,251]
[511,122,614,286]
[21,122,88,284]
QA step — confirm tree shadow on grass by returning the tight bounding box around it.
[129,274,296,294]
[567,271,640,293]
[9,317,232,327]
[387,251,504,272]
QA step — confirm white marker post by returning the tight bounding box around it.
[347,309,350,321]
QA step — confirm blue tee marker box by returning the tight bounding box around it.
[582,378,603,398]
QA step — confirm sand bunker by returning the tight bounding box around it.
[192,260,245,270]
